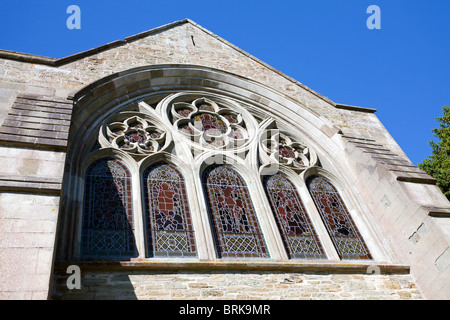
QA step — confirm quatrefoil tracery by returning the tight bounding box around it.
[171,97,249,148]
[261,130,317,169]
[100,114,167,156]
[96,94,319,170]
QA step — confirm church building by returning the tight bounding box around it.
[0,19,448,300]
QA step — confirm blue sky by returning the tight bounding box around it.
[0,0,449,165]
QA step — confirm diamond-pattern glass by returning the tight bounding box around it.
[81,158,136,258]
[202,165,269,258]
[263,173,326,259]
[144,162,196,257]
[306,175,372,260]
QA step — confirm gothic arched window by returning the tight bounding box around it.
[69,91,382,264]
[306,175,372,260]
[143,162,196,257]
[81,158,136,258]
[202,165,269,258]
[263,173,326,259]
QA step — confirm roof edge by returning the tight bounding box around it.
[0,18,365,109]
[335,103,377,113]
[184,19,338,108]
[0,50,57,65]
[0,19,192,67]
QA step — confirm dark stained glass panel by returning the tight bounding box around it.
[81,158,136,258]
[203,165,269,258]
[264,173,326,259]
[306,175,372,260]
[144,162,196,257]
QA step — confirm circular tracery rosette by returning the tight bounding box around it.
[170,97,249,149]
[98,113,169,156]
[260,129,317,169]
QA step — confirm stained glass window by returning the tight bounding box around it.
[119,130,154,151]
[263,173,326,259]
[192,113,227,136]
[198,103,216,112]
[81,158,136,258]
[176,108,194,118]
[202,165,269,258]
[306,175,372,260]
[143,162,196,257]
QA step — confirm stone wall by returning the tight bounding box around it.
[0,192,60,299]
[52,271,422,300]
[0,19,448,300]
[0,96,68,299]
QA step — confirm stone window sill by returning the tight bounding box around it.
[54,260,410,275]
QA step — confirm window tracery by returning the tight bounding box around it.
[261,129,317,169]
[170,97,249,148]
[98,112,168,157]
[263,173,326,259]
[76,91,375,263]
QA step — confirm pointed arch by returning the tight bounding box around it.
[263,172,326,259]
[306,174,372,260]
[202,164,269,258]
[142,161,197,257]
[81,157,136,258]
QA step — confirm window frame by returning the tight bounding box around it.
[70,92,386,265]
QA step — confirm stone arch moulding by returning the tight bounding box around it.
[57,64,395,266]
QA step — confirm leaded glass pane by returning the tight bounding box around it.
[306,175,372,260]
[81,158,136,258]
[144,162,196,257]
[202,165,269,258]
[192,113,227,136]
[263,174,326,259]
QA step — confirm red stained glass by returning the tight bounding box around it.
[118,130,153,151]
[81,158,136,258]
[176,108,193,118]
[192,114,227,136]
[125,130,146,144]
[279,146,295,159]
[144,162,196,257]
[264,173,326,259]
[147,130,162,139]
[203,165,269,258]
[307,175,372,260]
[223,114,238,124]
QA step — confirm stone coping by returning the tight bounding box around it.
[334,103,377,113]
[0,19,339,109]
[426,206,450,218]
[54,260,410,275]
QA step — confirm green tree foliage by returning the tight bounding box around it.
[418,106,450,200]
